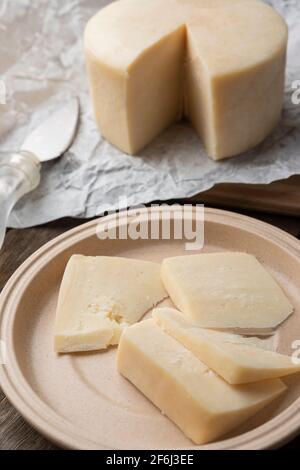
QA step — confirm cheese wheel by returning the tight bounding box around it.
[85,0,288,160]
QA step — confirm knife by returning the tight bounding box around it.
[0,98,79,249]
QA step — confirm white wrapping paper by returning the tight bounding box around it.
[0,0,299,228]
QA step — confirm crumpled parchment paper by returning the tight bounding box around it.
[1,0,299,228]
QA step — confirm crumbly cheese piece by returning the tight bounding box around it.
[153,308,300,384]
[54,255,166,353]
[84,0,287,160]
[117,319,286,445]
[161,252,293,334]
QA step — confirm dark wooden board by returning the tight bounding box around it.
[194,176,300,216]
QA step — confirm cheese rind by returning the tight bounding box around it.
[85,0,287,159]
[161,252,293,333]
[117,319,286,445]
[54,255,166,353]
[153,308,300,384]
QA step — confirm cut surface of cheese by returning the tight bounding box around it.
[153,308,300,384]
[54,255,166,353]
[117,319,286,445]
[161,252,293,334]
[85,0,287,160]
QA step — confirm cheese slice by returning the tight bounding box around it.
[54,255,166,353]
[161,252,293,334]
[153,308,300,384]
[85,0,287,160]
[117,319,286,445]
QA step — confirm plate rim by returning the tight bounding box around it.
[1,207,300,450]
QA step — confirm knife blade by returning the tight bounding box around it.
[21,97,79,161]
[0,97,80,249]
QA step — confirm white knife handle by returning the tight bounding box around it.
[0,151,41,249]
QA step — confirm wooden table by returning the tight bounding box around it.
[1,206,300,450]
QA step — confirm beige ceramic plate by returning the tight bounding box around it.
[1,207,300,450]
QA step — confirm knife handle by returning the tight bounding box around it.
[0,151,41,249]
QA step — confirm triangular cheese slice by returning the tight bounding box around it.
[118,318,286,445]
[153,308,300,384]
[161,252,293,334]
[55,255,166,352]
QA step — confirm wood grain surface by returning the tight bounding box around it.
[0,208,300,450]
[197,176,300,217]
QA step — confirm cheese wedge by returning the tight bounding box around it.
[161,252,293,334]
[117,319,286,445]
[153,308,300,384]
[54,255,166,352]
[85,0,287,160]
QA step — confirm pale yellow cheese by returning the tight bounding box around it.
[161,252,293,334]
[54,255,166,352]
[85,0,287,160]
[153,308,300,384]
[117,319,286,445]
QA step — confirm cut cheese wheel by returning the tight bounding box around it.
[161,252,293,334]
[117,319,286,445]
[84,0,287,160]
[153,308,300,384]
[54,255,166,352]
